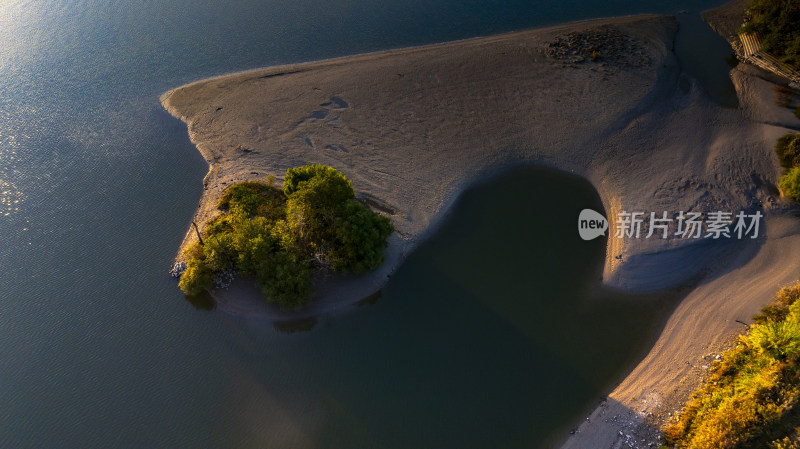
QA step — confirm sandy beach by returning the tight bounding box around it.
[162,8,800,447]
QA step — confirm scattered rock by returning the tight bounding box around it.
[169,262,187,278]
[544,26,651,69]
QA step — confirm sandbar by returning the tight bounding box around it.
[161,11,800,447]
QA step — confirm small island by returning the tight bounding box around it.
[178,164,393,309]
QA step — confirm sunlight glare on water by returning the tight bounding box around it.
[0,1,53,72]
[0,124,25,217]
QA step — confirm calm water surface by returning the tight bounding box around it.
[0,0,729,447]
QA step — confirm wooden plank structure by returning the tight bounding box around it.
[739,32,800,88]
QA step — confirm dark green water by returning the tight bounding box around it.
[675,12,740,107]
[0,0,729,447]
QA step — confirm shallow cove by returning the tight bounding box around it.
[221,167,682,448]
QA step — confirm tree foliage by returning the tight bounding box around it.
[283,164,353,198]
[780,166,800,200]
[178,168,393,309]
[255,251,312,310]
[203,232,236,271]
[285,166,355,252]
[331,199,394,273]
[217,181,285,218]
[776,134,800,170]
[742,0,800,70]
[775,133,800,202]
[663,284,800,449]
[178,259,213,296]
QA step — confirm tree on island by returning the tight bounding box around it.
[178,165,393,309]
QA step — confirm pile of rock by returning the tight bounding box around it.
[544,26,651,68]
[169,262,187,278]
[169,262,236,289]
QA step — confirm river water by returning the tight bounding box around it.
[0,0,732,447]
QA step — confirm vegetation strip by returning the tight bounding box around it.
[662,283,800,448]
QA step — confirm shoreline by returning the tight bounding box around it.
[163,14,683,298]
[163,14,677,319]
[161,9,800,447]
[565,1,800,446]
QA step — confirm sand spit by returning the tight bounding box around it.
[163,14,786,293]
[162,11,800,447]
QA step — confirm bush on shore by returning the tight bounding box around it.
[776,134,800,170]
[178,259,213,296]
[780,167,800,201]
[662,283,800,448]
[775,133,800,201]
[178,165,393,309]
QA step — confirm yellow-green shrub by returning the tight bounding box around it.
[663,284,800,447]
[771,436,800,449]
[780,167,800,201]
[178,260,213,296]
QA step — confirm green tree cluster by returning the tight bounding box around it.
[776,133,800,200]
[776,134,800,169]
[742,0,800,71]
[178,165,393,309]
[780,167,800,201]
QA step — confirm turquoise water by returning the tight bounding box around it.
[0,0,729,447]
